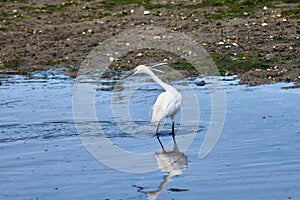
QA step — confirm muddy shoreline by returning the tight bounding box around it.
[0,0,299,87]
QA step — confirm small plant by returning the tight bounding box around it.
[1,59,21,68]
[211,52,270,75]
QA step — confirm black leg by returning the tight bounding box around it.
[171,121,175,141]
[155,123,164,149]
[156,123,160,135]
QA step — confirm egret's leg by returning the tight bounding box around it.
[155,123,160,135]
[171,121,175,141]
[155,123,164,149]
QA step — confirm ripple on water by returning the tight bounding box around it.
[1,72,300,200]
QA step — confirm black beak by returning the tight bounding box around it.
[122,70,135,79]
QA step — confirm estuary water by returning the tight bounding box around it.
[0,70,299,200]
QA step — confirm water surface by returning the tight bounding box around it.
[0,71,299,200]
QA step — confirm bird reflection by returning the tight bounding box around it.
[136,138,188,200]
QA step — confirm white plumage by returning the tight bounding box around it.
[152,91,181,124]
[132,63,182,148]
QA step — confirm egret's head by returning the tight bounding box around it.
[132,65,150,75]
[132,63,166,76]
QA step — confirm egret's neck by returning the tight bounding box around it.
[148,70,178,94]
[148,71,167,89]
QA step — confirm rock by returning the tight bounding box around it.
[144,11,151,15]
[136,53,143,57]
[109,57,115,62]
[195,79,206,86]
[266,53,275,60]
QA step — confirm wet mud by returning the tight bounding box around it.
[0,1,299,87]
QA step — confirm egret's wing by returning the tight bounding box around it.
[151,92,181,123]
[151,92,169,123]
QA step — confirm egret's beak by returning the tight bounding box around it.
[122,70,135,79]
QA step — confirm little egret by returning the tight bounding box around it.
[132,63,182,148]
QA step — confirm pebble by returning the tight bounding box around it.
[261,22,268,27]
[263,6,268,11]
[109,57,115,62]
[144,11,151,15]
[195,80,206,87]
[266,53,274,60]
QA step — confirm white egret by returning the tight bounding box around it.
[132,63,182,148]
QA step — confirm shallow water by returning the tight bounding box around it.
[0,71,300,200]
